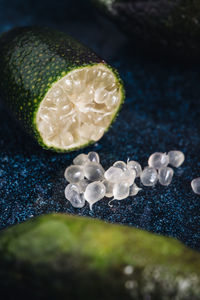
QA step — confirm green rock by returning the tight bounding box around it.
[93,0,200,61]
[0,214,200,299]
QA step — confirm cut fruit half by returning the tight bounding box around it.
[0,26,124,152]
[36,64,123,150]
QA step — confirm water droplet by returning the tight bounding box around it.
[158,167,174,186]
[73,153,89,166]
[64,165,84,183]
[104,166,124,183]
[88,151,100,163]
[84,181,106,210]
[64,183,85,208]
[124,265,134,275]
[191,178,200,195]
[113,161,127,172]
[84,162,105,181]
[168,150,185,168]
[64,183,80,200]
[102,179,114,198]
[129,184,142,196]
[78,178,90,193]
[127,161,142,177]
[148,152,169,169]
[140,167,158,186]
[113,182,129,200]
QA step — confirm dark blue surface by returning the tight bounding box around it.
[0,0,200,250]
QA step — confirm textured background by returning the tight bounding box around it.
[0,0,199,250]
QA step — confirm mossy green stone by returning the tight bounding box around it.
[0,214,200,299]
[0,26,124,152]
[93,0,200,61]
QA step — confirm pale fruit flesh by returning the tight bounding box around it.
[36,64,121,150]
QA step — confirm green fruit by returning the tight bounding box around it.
[93,0,200,60]
[0,26,124,152]
[0,213,200,299]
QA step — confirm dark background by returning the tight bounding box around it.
[0,0,199,250]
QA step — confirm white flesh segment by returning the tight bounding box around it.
[36,64,121,149]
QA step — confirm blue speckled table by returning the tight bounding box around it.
[0,0,200,250]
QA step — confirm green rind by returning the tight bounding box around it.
[0,26,124,152]
[34,63,125,153]
[0,213,200,299]
[93,0,200,61]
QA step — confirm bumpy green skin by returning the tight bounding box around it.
[93,0,200,60]
[0,26,124,152]
[0,214,200,299]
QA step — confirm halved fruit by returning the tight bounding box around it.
[36,64,122,150]
[0,27,124,152]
